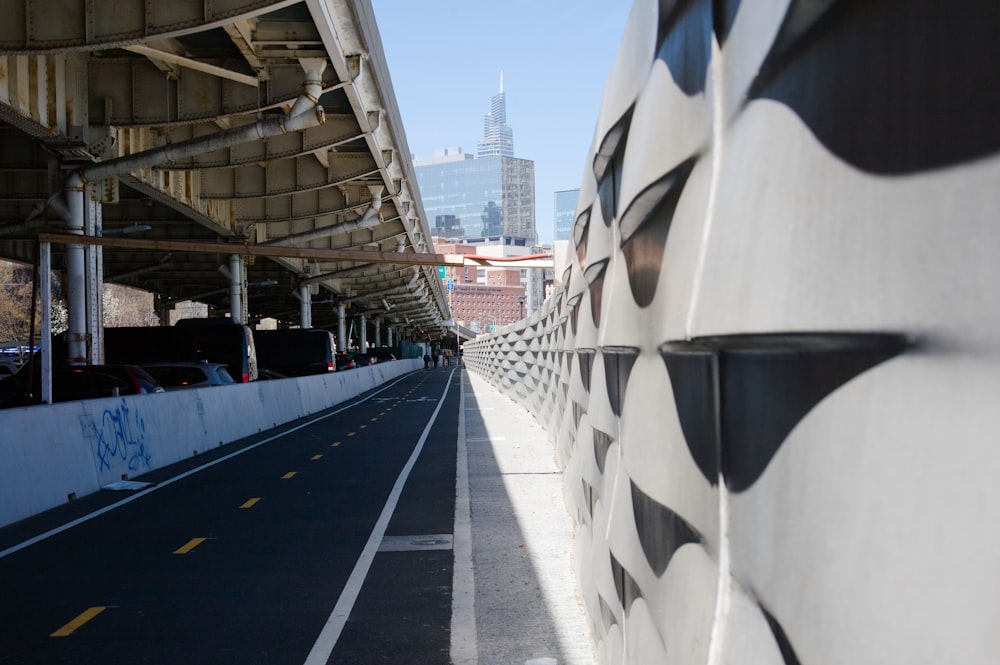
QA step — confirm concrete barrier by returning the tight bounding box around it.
[0,359,420,528]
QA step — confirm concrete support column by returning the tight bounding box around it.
[229,254,243,324]
[65,173,87,364]
[374,317,381,348]
[387,326,394,347]
[299,284,312,328]
[337,303,347,352]
[359,313,368,352]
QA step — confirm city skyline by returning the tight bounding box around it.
[371,1,632,245]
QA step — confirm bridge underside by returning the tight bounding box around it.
[0,0,449,339]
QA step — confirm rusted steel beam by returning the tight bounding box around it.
[37,232,463,267]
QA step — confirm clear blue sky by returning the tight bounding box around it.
[370,1,633,245]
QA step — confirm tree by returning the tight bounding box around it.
[0,261,69,360]
[103,284,159,327]
[0,261,33,352]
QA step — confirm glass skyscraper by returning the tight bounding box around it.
[414,81,535,241]
[554,189,579,242]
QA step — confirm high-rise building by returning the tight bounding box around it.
[477,73,515,158]
[413,81,535,242]
[553,189,580,281]
[554,189,579,242]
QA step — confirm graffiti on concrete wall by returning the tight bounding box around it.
[81,399,151,474]
[465,1,1000,663]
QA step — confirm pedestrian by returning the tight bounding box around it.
[432,353,439,368]
[423,353,430,368]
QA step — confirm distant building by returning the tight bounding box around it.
[477,73,515,158]
[414,80,535,242]
[449,284,525,332]
[553,189,579,281]
[554,189,579,242]
[432,214,464,239]
[433,235,550,326]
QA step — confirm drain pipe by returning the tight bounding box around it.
[64,173,88,364]
[337,303,347,352]
[298,284,312,328]
[228,254,244,324]
[80,59,327,184]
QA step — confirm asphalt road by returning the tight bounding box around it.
[0,367,460,665]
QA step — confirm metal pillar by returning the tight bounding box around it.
[374,317,381,348]
[337,303,347,352]
[85,195,104,363]
[65,173,87,364]
[387,326,394,347]
[359,313,368,352]
[299,284,312,328]
[229,254,243,323]
[40,241,52,403]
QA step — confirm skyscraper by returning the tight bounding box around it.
[554,189,579,242]
[477,73,515,158]
[413,79,535,242]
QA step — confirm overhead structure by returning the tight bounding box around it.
[0,0,451,347]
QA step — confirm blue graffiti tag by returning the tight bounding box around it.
[80,399,152,472]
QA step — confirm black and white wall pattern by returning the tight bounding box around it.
[463,0,1000,663]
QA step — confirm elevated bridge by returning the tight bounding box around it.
[0,0,454,357]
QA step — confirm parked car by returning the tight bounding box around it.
[140,361,235,391]
[0,359,21,379]
[256,369,289,380]
[0,362,164,408]
[352,354,377,367]
[254,329,337,376]
[105,318,258,383]
[335,353,356,371]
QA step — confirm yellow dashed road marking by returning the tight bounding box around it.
[240,498,261,509]
[174,537,206,554]
[282,471,297,479]
[51,606,106,637]
[332,441,341,447]
[311,454,323,460]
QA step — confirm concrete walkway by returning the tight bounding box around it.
[452,369,597,665]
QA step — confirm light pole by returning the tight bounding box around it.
[518,294,525,320]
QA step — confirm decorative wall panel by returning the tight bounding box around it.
[464,0,1000,662]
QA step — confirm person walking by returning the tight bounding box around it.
[423,353,431,369]
[432,353,439,368]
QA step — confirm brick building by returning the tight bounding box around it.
[435,239,527,332]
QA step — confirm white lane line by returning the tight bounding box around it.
[450,370,478,665]
[303,367,457,665]
[0,372,420,560]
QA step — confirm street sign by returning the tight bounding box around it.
[438,266,446,278]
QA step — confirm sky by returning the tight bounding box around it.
[370,1,634,245]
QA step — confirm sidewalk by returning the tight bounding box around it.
[452,369,596,665]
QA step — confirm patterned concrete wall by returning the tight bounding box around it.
[463,1,1000,663]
